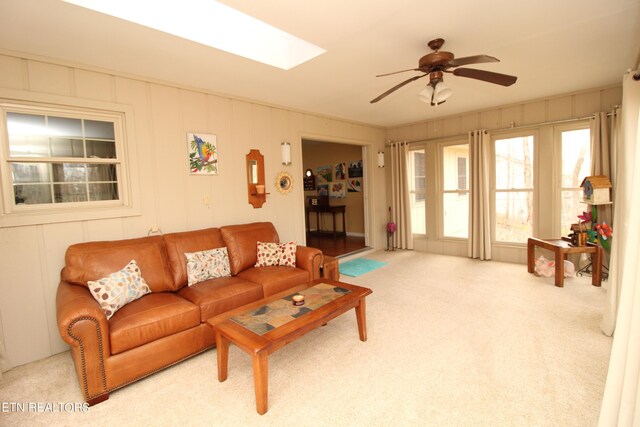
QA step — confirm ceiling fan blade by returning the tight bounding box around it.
[370,74,427,103]
[376,68,422,77]
[452,68,517,86]
[447,55,499,67]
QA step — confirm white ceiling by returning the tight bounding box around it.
[1,0,639,127]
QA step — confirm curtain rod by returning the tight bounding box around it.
[388,109,618,145]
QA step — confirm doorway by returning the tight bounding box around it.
[301,139,368,257]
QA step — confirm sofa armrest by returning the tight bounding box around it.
[295,245,323,280]
[56,280,110,402]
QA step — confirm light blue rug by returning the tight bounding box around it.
[339,258,387,277]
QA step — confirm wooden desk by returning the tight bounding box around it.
[527,237,602,287]
[305,205,346,238]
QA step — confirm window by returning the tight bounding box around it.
[0,94,139,227]
[7,112,119,205]
[560,128,591,234]
[409,149,426,234]
[493,135,534,243]
[442,143,468,238]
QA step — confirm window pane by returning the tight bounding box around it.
[495,136,534,189]
[89,183,119,201]
[561,189,584,235]
[87,164,118,182]
[561,129,591,187]
[11,163,50,183]
[457,157,467,190]
[50,138,84,157]
[495,191,533,243]
[443,192,469,238]
[13,184,52,205]
[443,144,468,191]
[52,163,87,182]
[85,119,115,139]
[54,183,88,203]
[48,116,83,138]
[410,150,426,234]
[86,140,116,158]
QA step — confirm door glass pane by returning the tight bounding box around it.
[443,192,469,238]
[443,144,468,190]
[495,191,533,243]
[561,129,591,187]
[495,136,534,189]
[561,128,591,234]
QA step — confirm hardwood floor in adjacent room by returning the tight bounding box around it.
[305,233,367,257]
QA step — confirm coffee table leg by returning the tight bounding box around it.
[252,352,269,415]
[355,298,367,342]
[215,333,229,382]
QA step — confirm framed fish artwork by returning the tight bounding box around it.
[188,132,218,175]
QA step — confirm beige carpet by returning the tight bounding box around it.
[0,251,612,426]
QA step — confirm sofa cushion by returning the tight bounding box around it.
[255,241,297,267]
[163,228,225,288]
[87,260,151,319]
[220,222,279,275]
[237,266,310,297]
[63,236,177,292]
[109,293,200,354]
[177,276,264,322]
[185,247,231,286]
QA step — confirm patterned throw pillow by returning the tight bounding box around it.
[184,247,231,286]
[255,241,297,267]
[87,260,151,320]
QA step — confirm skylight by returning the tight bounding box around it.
[62,0,326,70]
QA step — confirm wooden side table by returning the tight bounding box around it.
[527,237,602,287]
[321,255,340,281]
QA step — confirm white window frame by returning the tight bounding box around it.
[491,131,537,245]
[438,140,469,240]
[0,89,141,227]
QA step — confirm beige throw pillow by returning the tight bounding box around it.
[87,260,151,320]
[184,247,231,286]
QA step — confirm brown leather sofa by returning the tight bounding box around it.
[56,222,322,405]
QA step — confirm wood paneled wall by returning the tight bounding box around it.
[0,52,386,369]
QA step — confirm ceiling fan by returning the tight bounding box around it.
[370,38,517,105]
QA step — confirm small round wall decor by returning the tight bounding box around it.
[275,171,293,195]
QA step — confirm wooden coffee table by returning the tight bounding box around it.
[206,279,372,415]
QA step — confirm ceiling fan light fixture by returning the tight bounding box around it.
[418,84,434,103]
[433,81,452,104]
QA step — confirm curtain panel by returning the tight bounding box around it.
[389,141,413,250]
[468,130,492,260]
[598,71,640,426]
